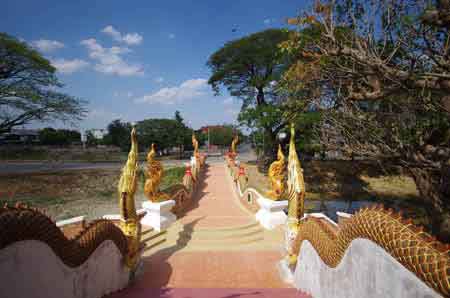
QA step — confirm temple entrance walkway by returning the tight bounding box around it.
[110,163,309,298]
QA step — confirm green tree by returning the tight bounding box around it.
[173,111,192,158]
[103,119,132,151]
[207,29,292,170]
[136,118,192,155]
[0,33,87,134]
[39,128,81,145]
[283,0,450,240]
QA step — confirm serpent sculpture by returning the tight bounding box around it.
[144,143,169,202]
[285,123,306,265]
[267,144,286,200]
[231,134,239,156]
[0,203,128,268]
[291,205,450,297]
[118,126,142,269]
[192,133,199,156]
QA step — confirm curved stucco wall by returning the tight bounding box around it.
[294,238,442,298]
[0,240,130,298]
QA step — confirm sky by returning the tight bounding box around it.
[2,0,306,132]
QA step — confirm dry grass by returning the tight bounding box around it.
[243,161,419,202]
[0,167,185,221]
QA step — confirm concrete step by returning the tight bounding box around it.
[140,229,167,253]
[167,223,264,241]
[173,233,265,247]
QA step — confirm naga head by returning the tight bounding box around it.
[231,134,239,154]
[147,143,156,162]
[286,123,306,222]
[277,144,285,162]
[192,133,199,154]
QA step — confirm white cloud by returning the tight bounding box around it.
[154,77,164,83]
[122,33,143,45]
[168,33,176,39]
[136,78,208,105]
[81,38,144,76]
[51,58,89,74]
[101,25,143,45]
[32,39,65,53]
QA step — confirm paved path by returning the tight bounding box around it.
[110,163,309,298]
[178,164,255,228]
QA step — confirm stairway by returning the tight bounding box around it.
[141,220,287,255]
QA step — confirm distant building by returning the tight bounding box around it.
[89,129,107,140]
[0,129,40,144]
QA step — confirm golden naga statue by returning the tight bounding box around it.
[285,123,306,265]
[117,126,141,269]
[144,143,169,202]
[192,133,199,156]
[267,144,286,200]
[230,134,239,155]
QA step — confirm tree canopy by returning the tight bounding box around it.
[0,33,87,133]
[103,119,132,151]
[136,115,192,154]
[207,29,301,169]
[282,0,450,240]
[39,128,81,145]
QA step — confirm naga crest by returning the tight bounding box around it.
[117,126,141,269]
[231,134,239,155]
[192,133,199,156]
[286,123,306,229]
[118,127,138,221]
[267,144,286,200]
[144,143,169,202]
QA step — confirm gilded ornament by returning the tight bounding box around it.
[117,126,141,269]
[144,143,169,202]
[284,123,306,264]
[231,134,239,156]
[267,144,286,200]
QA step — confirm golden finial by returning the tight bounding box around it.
[231,134,239,155]
[144,143,169,202]
[117,126,141,269]
[192,133,199,155]
[287,123,306,226]
[267,144,286,200]
[118,126,138,221]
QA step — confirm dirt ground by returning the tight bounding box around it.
[0,160,430,228]
[244,160,433,228]
[0,167,185,221]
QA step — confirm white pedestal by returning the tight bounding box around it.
[255,197,288,230]
[277,258,295,285]
[140,200,176,231]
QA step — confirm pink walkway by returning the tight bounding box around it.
[109,164,310,298]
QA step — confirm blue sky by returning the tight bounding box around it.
[3,0,305,131]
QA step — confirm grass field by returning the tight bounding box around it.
[243,160,433,228]
[0,166,186,221]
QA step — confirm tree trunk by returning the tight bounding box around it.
[257,127,277,173]
[408,162,450,242]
